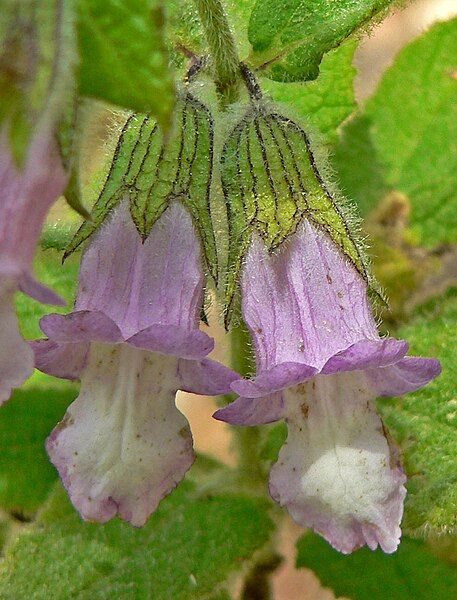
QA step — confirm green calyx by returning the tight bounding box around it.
[222,93,380,327]
[64,91,218,280]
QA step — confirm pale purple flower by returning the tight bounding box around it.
[215,220,440,554]
[33,200,236,526]
[0,124,67,402]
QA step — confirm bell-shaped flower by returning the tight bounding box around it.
[215,220,440,554]
[33,200,237,526]
[0,124,67,403]
[0,0,75,401]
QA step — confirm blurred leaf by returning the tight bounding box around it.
[5,217,80,515]
[248,0,394,82]
[260,423,287,463]
[0,0,77,165]
[0,478,274,599]
[296,533,457,599]
[166,0,204,64]
[0,382,76,515]
[364,18,457,246]
[15,249,79,340]
[379,290,457,535]
[332,114,389,215]
[263,40,357,142]
[225,0,257,59]
[77,0,174,128]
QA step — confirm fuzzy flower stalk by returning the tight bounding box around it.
[33,200,236,525]
[216,82,440,554]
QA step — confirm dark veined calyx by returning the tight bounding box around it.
[222,65,380,327]
[65,91,217,280]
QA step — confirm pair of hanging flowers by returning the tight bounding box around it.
[0,66,440,554]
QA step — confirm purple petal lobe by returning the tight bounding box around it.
[0,285,34,403]
[231,363,318,398]
[19,272,66,306]
[242,223,378,373]
[31,339,88,381]
[321,339,409,375]
[178,358,239,396]
[0,127,67,273]
[269,372,406,554]
[46,343,194,526]
[127,325,213,359]
[40,311,122,343]
[368,356,441,397]
[214,392,284,426]
[75,201,205,338]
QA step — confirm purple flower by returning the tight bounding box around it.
[215,220,440,554]
[33,200,236,526]
[0,125,67,403]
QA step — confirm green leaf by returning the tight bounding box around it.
[331,114,390,216]
[296,533,457,600]
[0,478,274,599]
[260,422,287,462]
[225,0,257,59]
[3,245,79,515]
[378,290,457,535]
[166,0,205,64]
[364,18,457,246]
[248,0,394,82]
[77,0,174,128]
[262,40,357,143]
[0,382,76,515]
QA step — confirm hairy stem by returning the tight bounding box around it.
[192,0,240,105]
[229,322,264,480]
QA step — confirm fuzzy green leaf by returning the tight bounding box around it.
[248,0,394,82]
[296,533,457,599]
[77,0,174,127]
[0,478,274,599]
[379,291,457,535]
[263,40,357,143]
[364,18,457,245]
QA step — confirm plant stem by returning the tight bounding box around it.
[241,549,282,600]
[229,322,264,480]
[192,0,241,105]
